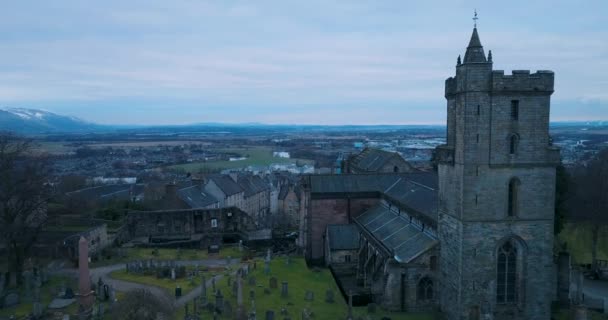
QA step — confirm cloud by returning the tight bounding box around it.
[0,0,606,124]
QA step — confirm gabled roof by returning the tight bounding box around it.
[238,175,269,197]
[355,203,438,264]
[327,224,360,250]
[177,186,219,208]
[350,148,407,172]
[209,175,243,196]
[306,172,438,223]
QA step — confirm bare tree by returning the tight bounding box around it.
[571,148,608,270]
[110,289,173,320]
[0,133,51,285]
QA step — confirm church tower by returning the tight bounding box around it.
[435,24,560,320]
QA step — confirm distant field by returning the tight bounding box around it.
[557,222,608,265]
[88,140,210,148]
[167,146,313,173]
[34,141,76,155]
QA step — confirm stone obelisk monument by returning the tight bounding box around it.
[78,236,94,318]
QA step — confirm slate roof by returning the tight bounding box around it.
[355,203,438,263]
[327,224,360,250]
[237,175,269,197]
[177,186,219,208]
[350,148,409,172]
[209,175,243,196]
[67,184,145,202]
[307,172,438,222]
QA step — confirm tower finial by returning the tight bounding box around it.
[457,55,461,65]
[488,50,492,62]
[473,9,478,28]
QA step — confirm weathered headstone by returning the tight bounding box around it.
[265,310,275,320]
[325,290,334,303]
[281,281,288,298]
[367,302,377,313]
[171,268,176,281]
[215,290,224,313]
[78,236,94,310]
[3,292,20,307]
[224,300,233,316]
[305,290,314,301]
[269,277,278,289]
[249,289,255,300]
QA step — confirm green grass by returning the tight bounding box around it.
[91,246,244,268]
[0,275,77,318]
[173,257,433,320]
[167,146,313,172]
[553,308,608,320]
[557,222,608,265]
[110,267,224,297]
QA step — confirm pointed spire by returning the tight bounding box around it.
[457,55,461,65]
[463,27,487,63]
[488,50,492,62]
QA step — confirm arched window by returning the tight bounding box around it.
[507,178,519,217]
[509,134,519,155]
[497,241,517,303]
[393,166,399,173]
[417,277,433,301]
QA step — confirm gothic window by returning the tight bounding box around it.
[511,100,519,120]
[507,178,519,217]
[211,218,218,228]
[417,277,433,301]
[344,255,351,263]
[509,134,519,155]
[393,166,399,173]
[497,241,517,303]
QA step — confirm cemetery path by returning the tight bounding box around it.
[49,258,241,308]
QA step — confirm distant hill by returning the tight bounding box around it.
[0,108,103,134]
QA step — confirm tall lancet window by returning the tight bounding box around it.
[497,241,517,303]
[507,178,519,217]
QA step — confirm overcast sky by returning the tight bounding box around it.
[1,1,606,125]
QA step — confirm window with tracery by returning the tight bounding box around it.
[417,277,433,301]
[497,241,517,303]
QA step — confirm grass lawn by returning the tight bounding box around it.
[0,275,78,318]
[553,308,608,320]
[167,146,313,173]
[110,266,226,297]
[173,257,433,320]
[91,246,244,268]
[557,222,608,265]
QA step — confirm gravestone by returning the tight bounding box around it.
[264,260,270,275]
[3,292,20,307]
[109,285,116,303]
[249,289,255,300]
[269,277,278,289]
[171,268,176,281]
[347,291,353,319]
[64,287,75,299]
[232,281,238,296]
[212,277,216,292]
[248,276,256,286]
[224,300,233,316]
[305,290,314,301]
[265,310,275,320]
[325,290,334,303]
[215,290,224,313]
[367,303,377,313]
[201,275,207,297]
[281,282,288,298]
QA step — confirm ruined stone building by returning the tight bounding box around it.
[301,26,558,320]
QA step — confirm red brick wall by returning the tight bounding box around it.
[308,197,379,263]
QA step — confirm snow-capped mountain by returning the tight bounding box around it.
[0,108,102,134]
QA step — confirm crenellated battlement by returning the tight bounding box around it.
[491,70,554,93]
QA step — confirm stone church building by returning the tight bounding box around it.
[301,26,559,320]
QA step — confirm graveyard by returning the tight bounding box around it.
[91,246,244,268]
[172,254,434,320]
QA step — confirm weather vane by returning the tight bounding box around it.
[473,9,478,28]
